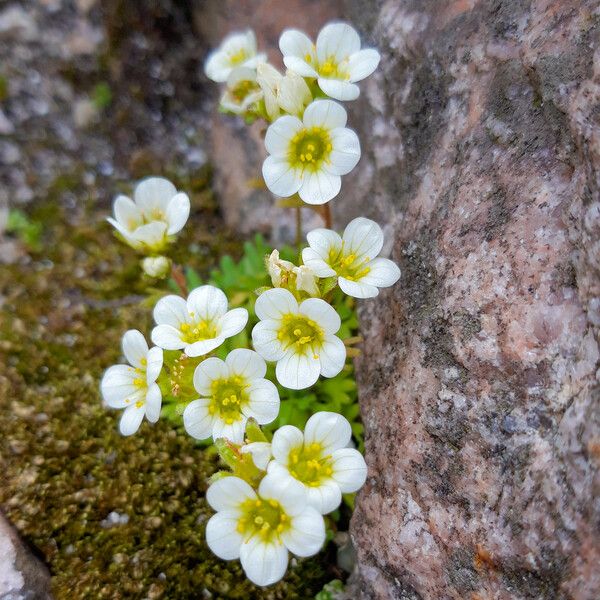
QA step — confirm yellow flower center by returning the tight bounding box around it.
[208,376,248,424]
[288,127,333,172]
[327,244,371,281]
[237,498,290,541]
[231,79,260,103]
[318,56,350,80]
[229,48,248,66]
[277,314,324,358]
[288,442,333,487]
[179,320,217,344]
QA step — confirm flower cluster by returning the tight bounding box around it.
[101,19,400,590]
[205,22,379,206]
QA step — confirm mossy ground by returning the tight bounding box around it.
[0,179,331,599]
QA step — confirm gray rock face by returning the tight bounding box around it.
[0,513,52,600]
[338,1,600,598]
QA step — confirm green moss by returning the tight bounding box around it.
[0,191,330,598]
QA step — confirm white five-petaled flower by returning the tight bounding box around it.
[151,285,248,357]
[107,177,190,253]
[183,349,279,444]
[262,99,360,205]
[252,288,346,390]
[302,217,401,298]
[220,67,263,115]
[100,330,163,436]
[204,30,266,83]
[268,412,367,514]
[256,63,312,121]
[206,474,325,586]
[279,22,380,101]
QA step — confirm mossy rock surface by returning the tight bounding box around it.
[0,193,330,599]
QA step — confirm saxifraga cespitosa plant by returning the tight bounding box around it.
[100,21,400,587]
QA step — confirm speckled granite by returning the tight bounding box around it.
[337,1,600,598]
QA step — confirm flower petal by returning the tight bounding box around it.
[193,357,227,395]
[306,482,342,515]
[183,398,214,439]
[134,177,177,214]
[226,348,266,380]
[144,383,162,423]
[107,217,139,245]
[299,298,341,335]
[252,319,285,362]
[317,78,360,101]
[255,288,298,320]
[283,55,319,78]
[279,29,315,62]
[271,425,303,463]
[319,335,346,378]
[153,294,189,327]
[245,379,280,424]
[145,346,163,384]
[119,404,145,436]
[282,506,326,555]
[316,22,361,63]
[298,169,341,205]
[207,475,256,512]
[241,442,272,471]
[262,155,302,198]
[101,365,137,406]
[265,116,303,156]
[151,324,185,350]
[331,447,368,492]
[303,99,347,129]
[239,537,289,587]
[165,192,190,235]
[348,48,380,82]
[218,308,248,339]
[121,329,148,369]
[206,510,244,560]
[304,411,351,453]
[360,257,401,288]
[185,337,224,357]
[130,221,168,248]
[187,285,228,321]
[338,276,378,298]
[276,349,321,390]
[328,127,361,175]
[301,248,336,277]
[205,50,232,82]
[259,471,306,516]
[113,195,140,229]
[212,416,248,444]
[342,217,384,259]
[306,228,342,260]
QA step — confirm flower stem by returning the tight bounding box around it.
[323,203,333,229]
[171,263,188,297]
[295,206,302,251]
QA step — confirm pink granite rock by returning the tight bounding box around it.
[339,1,600,598]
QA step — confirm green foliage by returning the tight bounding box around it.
[92,81,112,109]
[164,234,364,452]
[0,74,8,102]
[6,209,43,251]
[315,579,344,600]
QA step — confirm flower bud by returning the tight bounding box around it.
[142,256,171,278]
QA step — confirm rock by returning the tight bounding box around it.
[0,512,52,599]
[72,98,98,128]
[335,1,599,598]
[0,108,15,135]
[0,5,38,41]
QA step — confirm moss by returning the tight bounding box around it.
[0,193,330,598]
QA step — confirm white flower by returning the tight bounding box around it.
[183,349,279,444]
[262,99,360,205]
[204,30,266,83]
[251,288,346,390]
[220,67,263,115]
[100,330,163,436]
[302,217,401,298]
[279,22,380,101]
[267,249,319,297]
[107,177,190,253]
[151,285,248,357]
[205,474,325,586]
[141,255,171,278]
[241,441,272,471]
[268,412,367,514]
[256,63,312,120]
